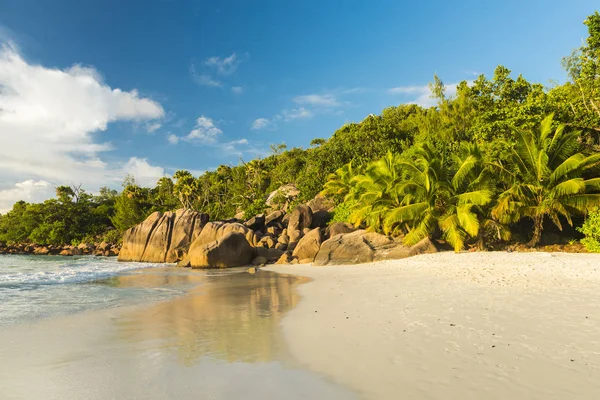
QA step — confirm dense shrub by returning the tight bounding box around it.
[579,209,600,253]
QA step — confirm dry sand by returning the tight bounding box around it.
[268,252,600,400]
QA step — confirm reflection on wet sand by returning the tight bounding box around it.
[111,268,309,365]
[0,267,356,400]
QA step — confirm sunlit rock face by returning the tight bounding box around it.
[118,209,209,263]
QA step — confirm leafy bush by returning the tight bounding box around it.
[579,209,600,253]
[243,198,267,219]
[329,200,357,225]
[103,229,122,244]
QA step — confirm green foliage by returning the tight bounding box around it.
[338,143,502,251]
[329,200,356,224]
[579,209,600,252]
[2,12,600,250]
[244,198,267,219]
[103,229,122,245]
[492,115,600,246]
[0,186,118,245]
[321,162,355,204]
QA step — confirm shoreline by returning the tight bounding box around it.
[266,251,600,399]
[0,265,356,399]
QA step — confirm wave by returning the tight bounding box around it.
[0,256,163,288]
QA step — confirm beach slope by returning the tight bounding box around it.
[269,252,600,400]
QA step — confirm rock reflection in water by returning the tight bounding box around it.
[111,268,309,365]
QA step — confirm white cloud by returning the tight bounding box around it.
[251,117,273,130]
[167,115,255,156]
[205,53,241,75]
[250,88,360,131]
[183,115,223,143]
[387,82,462,108]
[293,93,340,107]
[229,138,248,145]
[250,108,312,131]
[0,41,165,212]
[121,157,165,187]
[196,74,222,87]
[146,122,162,133]
[280,107,313,121]
[192,53,248,88]
[167,133,180,145]
[387,85,426,95]
[190,64,222,87]
[219,139,252,157]
[0,180,55,213]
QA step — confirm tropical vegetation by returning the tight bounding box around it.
[1,11,600,250]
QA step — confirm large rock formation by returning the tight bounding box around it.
[292,228,323,263]
[188,222,254,252]
[327,222,356,238]
[288,204,313,232]
[244,214,265,232]
[117,200,442,268]
[188,232,254,268]
[118,209,208,263]
[313,230,438,266]
[166,209,208,262]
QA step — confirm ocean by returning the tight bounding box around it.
[0,254,179,328]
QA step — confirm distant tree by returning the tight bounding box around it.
[173,170,197,209]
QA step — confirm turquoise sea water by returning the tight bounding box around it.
[0,255,183,327]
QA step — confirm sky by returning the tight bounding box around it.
[0,0,597,212]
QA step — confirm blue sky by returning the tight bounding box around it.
[0,0,597,211]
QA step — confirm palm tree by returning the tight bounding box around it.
[321,162,356,203]
[173,170,197,210]
[492,114,600,246]
[381,143,495,251]
[345,152,405,231]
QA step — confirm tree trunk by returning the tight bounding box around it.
[527,216,543,247]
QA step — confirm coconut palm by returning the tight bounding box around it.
[346,152,405,230]
[492,114,600,246]
[173,170,197,210]
[321,162,356,203]
[380,143,495,251]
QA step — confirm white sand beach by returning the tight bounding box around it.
[268,252,600,400]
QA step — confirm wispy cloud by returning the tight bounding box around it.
[293,93,341,107]
[190,64,222,87]
[251,108,313,131]
[387,82,463,108]
[387,85,427,95]
[250,88,362,131]
[205,53,244,75]
[167,133,180,145]
[146,122,162,133]
[190,53,248,89]
[280,107,313,121]
[251,118,273,130]
[172,118,187,128]
[167,116,252,156]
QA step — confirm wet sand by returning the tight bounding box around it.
[0,268,356,400]
[269,252,600,400]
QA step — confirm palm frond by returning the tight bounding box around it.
[550,178,586,198]
[440,214,466,252]
[456,190,493,206]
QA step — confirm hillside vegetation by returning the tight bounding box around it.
[2,12,600,251]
